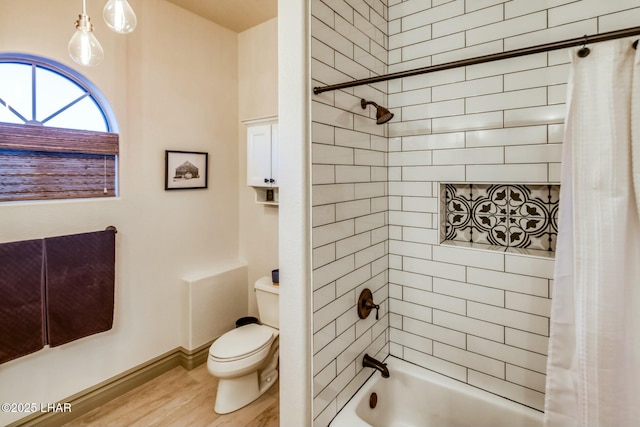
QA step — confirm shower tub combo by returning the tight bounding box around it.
[330,357,543,427]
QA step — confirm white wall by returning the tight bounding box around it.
[310,0,390,425]
[0,1,241,424]
[278,0,313,425]
[310,0,640,424]
[387,0,640,412]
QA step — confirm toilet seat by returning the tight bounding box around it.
[209,324,274,362]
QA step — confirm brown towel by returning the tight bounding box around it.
[45,230,115,347]
[0,239,45,364]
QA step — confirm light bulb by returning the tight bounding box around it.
[103,0,137,34]
[68,14,104,67]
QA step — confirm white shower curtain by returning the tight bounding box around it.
[544,39,640,427]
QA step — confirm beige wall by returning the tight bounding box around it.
[238,18,279,316]
[0,1,241,424]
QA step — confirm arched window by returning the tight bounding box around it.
[0,53,119,202]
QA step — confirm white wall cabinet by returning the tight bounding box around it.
[244,117,279,205]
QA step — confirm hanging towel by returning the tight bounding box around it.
[0,239,45,364]
[44,230,115,347]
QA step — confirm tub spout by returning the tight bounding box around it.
[362,354,389,378]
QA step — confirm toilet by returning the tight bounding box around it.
[207,276,279,414]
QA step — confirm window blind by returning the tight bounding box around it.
[0,122,119,201]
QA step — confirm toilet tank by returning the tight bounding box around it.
[255,276,279,329]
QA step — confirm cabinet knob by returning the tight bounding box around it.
[264,178,269,183]
[269,178,275,183]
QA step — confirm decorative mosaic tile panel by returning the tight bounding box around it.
[444,184,560,251]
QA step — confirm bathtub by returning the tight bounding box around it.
[330,356,543,427]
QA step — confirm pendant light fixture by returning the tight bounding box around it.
[103,0,137,34]
[68,0,104,67]
[68,0,137,67]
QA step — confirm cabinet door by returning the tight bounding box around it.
[270,124,279,187]
[247,124,273,187]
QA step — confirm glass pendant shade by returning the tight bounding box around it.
[103,0,137,34]
[68,14,104,67]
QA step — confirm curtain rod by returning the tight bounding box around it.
[313,26,640,95]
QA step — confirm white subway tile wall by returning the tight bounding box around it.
[312,0,391,425]
[312,0,640,423]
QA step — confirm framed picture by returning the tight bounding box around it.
[165,150,209,190]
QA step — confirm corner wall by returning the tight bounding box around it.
[238,18,280,316]
[278,0,313,425]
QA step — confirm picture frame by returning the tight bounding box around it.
[164,150,209,190]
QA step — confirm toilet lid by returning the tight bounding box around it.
[210,324,274,360]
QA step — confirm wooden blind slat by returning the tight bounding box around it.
[0,122,119,155]
[0,150,116,201]
[0,152,116,170]
[0,190,116,202]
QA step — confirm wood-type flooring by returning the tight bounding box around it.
[64,363,279,427]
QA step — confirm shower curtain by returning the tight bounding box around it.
[544,39,640,427]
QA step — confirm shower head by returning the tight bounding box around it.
[361,99,394,125]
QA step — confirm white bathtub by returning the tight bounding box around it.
[330,357,543,427]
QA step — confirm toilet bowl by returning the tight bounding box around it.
[207,277,279,414]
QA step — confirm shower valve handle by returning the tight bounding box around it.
[358,288,380,320]
[366,300,380,320]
